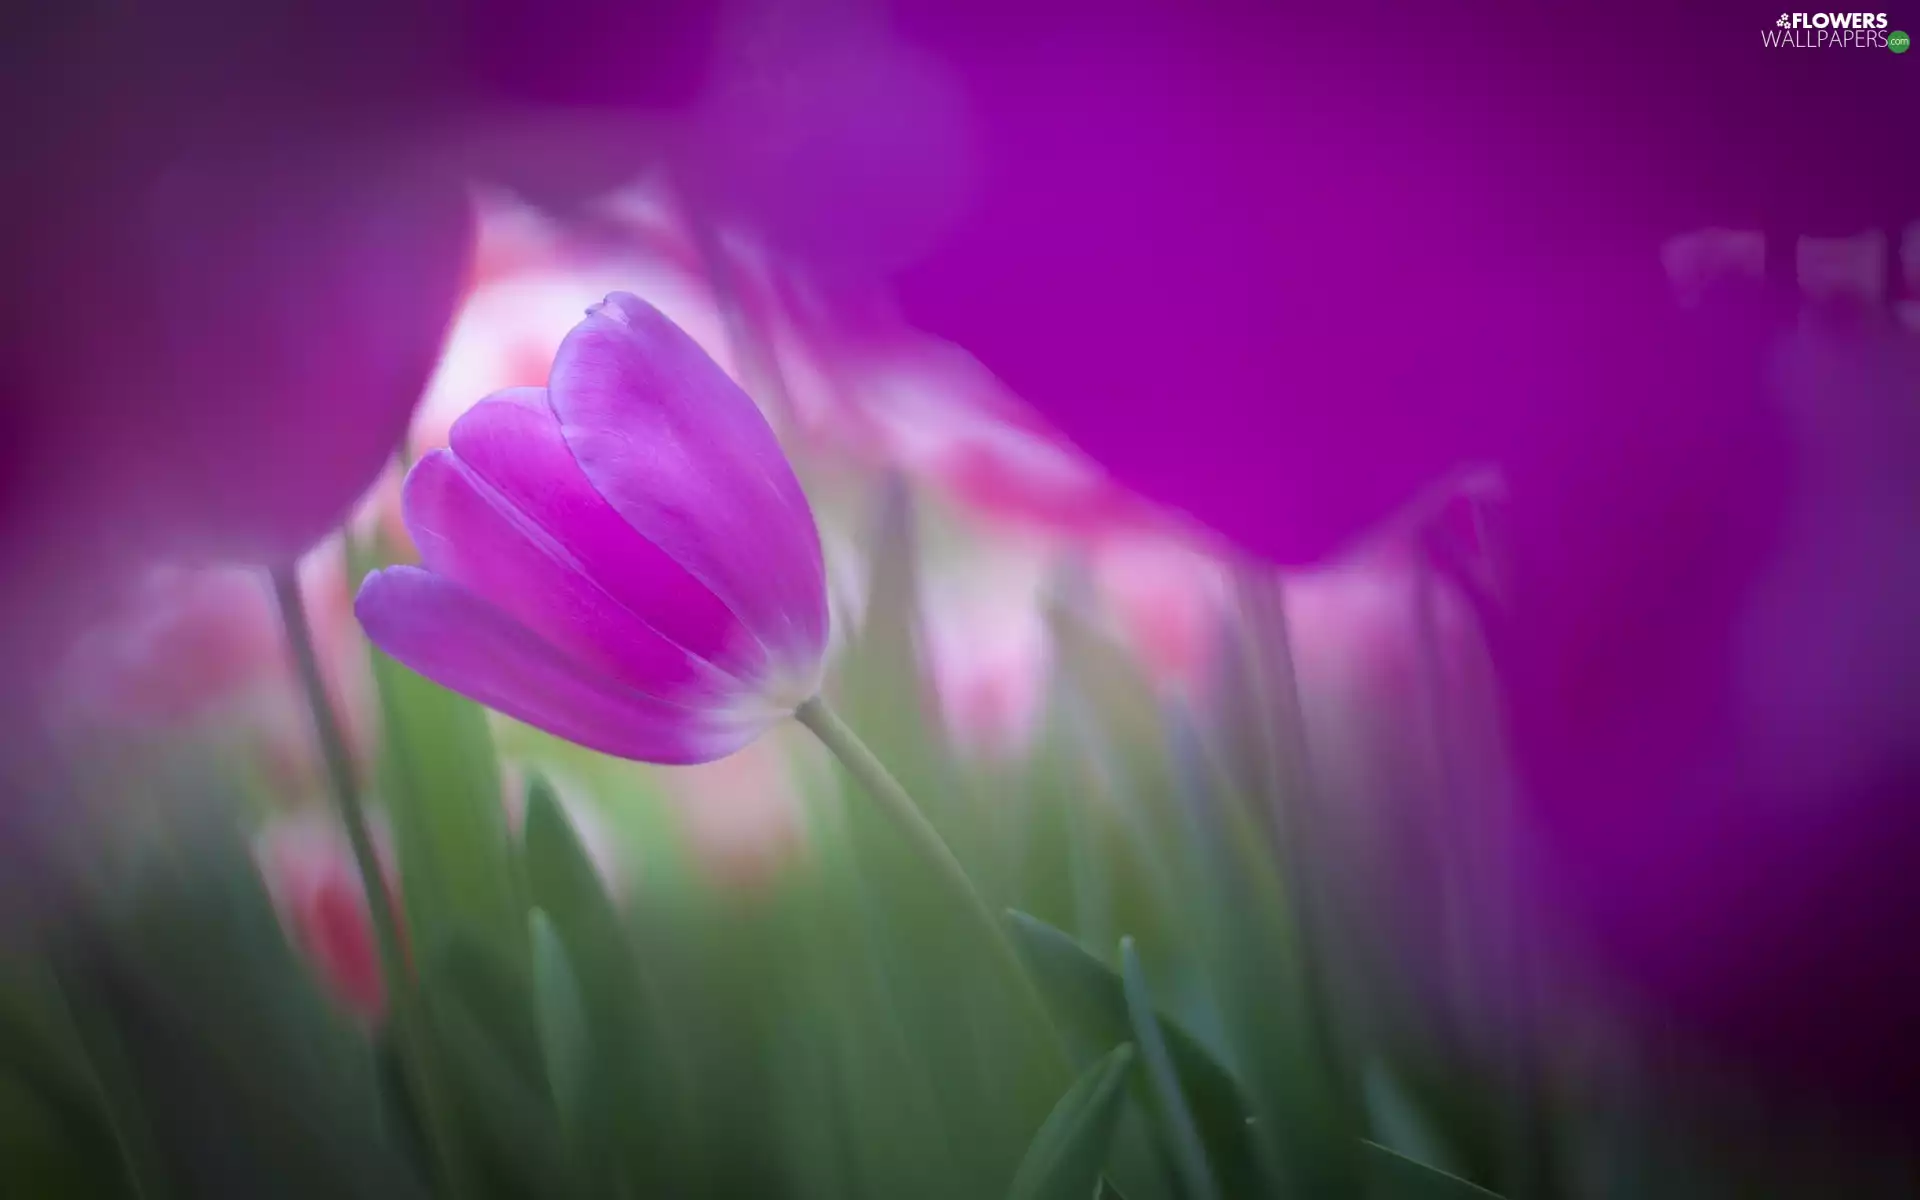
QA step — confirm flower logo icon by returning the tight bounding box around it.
[1777,13,1792,26]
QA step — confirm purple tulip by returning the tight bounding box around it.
[355,293,828,765]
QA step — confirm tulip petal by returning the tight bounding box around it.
[403,446,744,705]
[355,567,767,766]
[446,388,766,682]
[546,293,828,673]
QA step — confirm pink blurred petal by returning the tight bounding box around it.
[921,554,1051,758]
[1093,535,1229,694]
[255,811,401,1022]
[50,542,373,782]
[784,332,1148,539]
[547,293,828,675]
[660,733,812,891]
[413,257,740,458]
[355,567,767,766]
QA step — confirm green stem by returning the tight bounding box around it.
[270,566,468,1197]
[793,695,1069,1080]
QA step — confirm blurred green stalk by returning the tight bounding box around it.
[270,566,470,1199]
[794,696,1070,1083]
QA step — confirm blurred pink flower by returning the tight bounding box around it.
[1091,533,1230,695]
[920,548,1052,758]
[1283,553,1480,799]
[254,810,401,1022]
[658,732,815,891]
[411,248,738,460]
[784,334,1147,539]
[51,543,373,787]
[356,295,829,765]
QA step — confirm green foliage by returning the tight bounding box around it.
[1006,1043,1137,1200]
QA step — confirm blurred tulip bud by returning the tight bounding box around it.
[921,549,1052,758]
[254,809,400,1022]
[658,731,815,891]
[785,332,1145,538]
[1284,552,1481,806]
[50,542,372,788]
[1092,534,1230,695]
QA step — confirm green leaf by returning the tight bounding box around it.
[367,638,520,957]
[1004,912,1268,1197]
[1120,938,1221,1200]
[522,775,693,1192]
[521,778,627,981]
[354,524,519,963]
[425,989,566,1195]
[1362,1140,1506,1199]
[0,957,111,1149]
[0,1068,123,1200]
[529,910,588,1124]
[424,935,543,1089]
[414,929,575,1198]
[1005,1043,1136,1200]
[1164,694,1360,1196]
[90,820,427,1199]
[1364,1061,1468,1179]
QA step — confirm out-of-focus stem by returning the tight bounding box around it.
[270,565,468,1198]
[793,695,1069,1081]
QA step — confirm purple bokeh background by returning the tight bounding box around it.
[3,0,1916,1119]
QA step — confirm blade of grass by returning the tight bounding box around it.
[1120,937,1221,1200]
